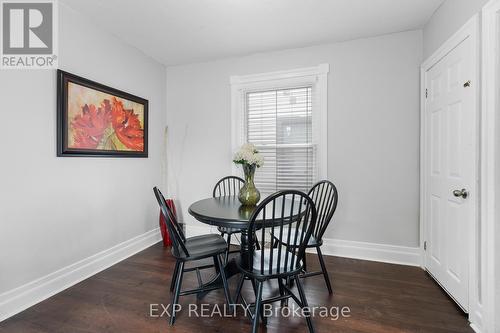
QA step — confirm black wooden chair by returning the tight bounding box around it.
[153,187,233,325]
[235,190,317,333]
[213,176,245,263]
[273,180,338,293]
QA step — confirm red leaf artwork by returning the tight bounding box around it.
[71,100,112,149]
[111,97,144,151]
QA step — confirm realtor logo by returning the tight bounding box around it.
[1,0,57,69]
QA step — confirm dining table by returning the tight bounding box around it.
[188,195,302,297]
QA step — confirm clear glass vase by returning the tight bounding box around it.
[238,164,261,206]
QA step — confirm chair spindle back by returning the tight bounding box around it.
[213,176,245,197]
[308,180,338,242]
[153,187,189,257]
[247,190,317,276]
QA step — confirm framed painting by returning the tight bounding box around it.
[57,70,148,157]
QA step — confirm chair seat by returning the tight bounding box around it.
[272,227,319,247]
[252,248,302,274]
[173,234,227,260]
[217,226,241,234]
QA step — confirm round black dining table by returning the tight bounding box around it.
[188,195,301,297]
[189,195,260,272]
[189,195,260,229]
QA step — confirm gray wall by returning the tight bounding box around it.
[423,0,489,58]
[0,3,166,294]
[166,30,423,248]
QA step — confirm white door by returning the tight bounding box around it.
[424,35,476,311]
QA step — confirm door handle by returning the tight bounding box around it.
[453,189,468,199]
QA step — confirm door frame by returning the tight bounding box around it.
[420,14,480,324]
[481,1,500,331]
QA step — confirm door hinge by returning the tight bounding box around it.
[424,241,427,251]
[425,89,428,98]
[463,80,471,87]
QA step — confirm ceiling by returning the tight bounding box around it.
[61,0,444,66]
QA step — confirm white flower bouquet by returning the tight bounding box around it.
[233,143,264,167]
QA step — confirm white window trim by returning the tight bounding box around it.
[230,64,329,183]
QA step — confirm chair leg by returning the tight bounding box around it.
[303,252,308,272]
[286,276,294,288]
[255,233,261,250]
[216,255,233,314]
[235,274,245,303]
[317,246,333,294]
[252,281,263,333]
[272,238,278,248]
[278,278,287,307]
[295,276,315,333]
[250,278,257,295]
[249,278,266,324]
[170,260,180,292]
[225,233,232,264]
[170,261,185,326]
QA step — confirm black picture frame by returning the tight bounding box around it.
[57,69,148,157]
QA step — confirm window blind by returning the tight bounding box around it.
[246,86,316,196]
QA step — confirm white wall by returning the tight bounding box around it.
[0,3,166,294]
[423,0,489,59]
[166,30,422,248]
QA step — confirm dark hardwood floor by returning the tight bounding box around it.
[0,242,472,333]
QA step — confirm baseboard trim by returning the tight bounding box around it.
[469,307,484,333]
[470,322,483,333]
[184,224,421,267]
[0,228,162,322]
[316,238,421,267]
[185,223,216,237]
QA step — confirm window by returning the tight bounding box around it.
[231,65,328,196]
[247,87,314,194]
